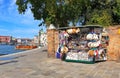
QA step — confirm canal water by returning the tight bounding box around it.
[0,45,25,56]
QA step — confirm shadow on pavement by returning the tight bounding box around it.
[0,60,18,65]
[42,49,47,52]
[0,55,26,61]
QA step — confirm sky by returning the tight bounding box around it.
[0,0,46,39]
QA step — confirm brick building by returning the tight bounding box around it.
[0,36,12,43]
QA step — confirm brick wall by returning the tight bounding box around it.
[54,30,59,54]
[47,29,59,58]
[107,26,120,61]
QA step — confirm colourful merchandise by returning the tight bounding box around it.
[56,26,108,63]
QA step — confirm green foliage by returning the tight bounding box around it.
[16,0,28,13]
[16,0,120,27]
[87,10,112,27]
[16,0,90,27]
[85,0,113,26]
[112,0,120,24]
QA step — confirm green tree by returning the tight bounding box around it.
[16,0,120,27]
[112,0,120,24]
[16,0,90,27]
[87,10,112,27]
[86,0,116,27]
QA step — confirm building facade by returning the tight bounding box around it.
[40,32,47,46]
[0,36,12,43]
[33,32,47,46]
[33,35,39,46]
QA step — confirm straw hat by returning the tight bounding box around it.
[88,42,92,47]
[72,29,76,33]
[76,28,80,33]
[102,32,108,36]
[61,46,68,53]
[88,41,100,48]
[93,34,98,40]
[67,28,80,34]
[88,50,94,56]
[67,29,73,34]
[86,34,93,40]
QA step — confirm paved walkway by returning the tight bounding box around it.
[0,47,120,78]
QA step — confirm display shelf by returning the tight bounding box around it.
[57,26,108,63]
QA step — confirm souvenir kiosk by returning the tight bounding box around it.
[56,25,109,64]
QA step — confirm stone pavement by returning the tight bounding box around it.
[0,47,120,78]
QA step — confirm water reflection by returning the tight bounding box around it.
[0,45,25,55]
